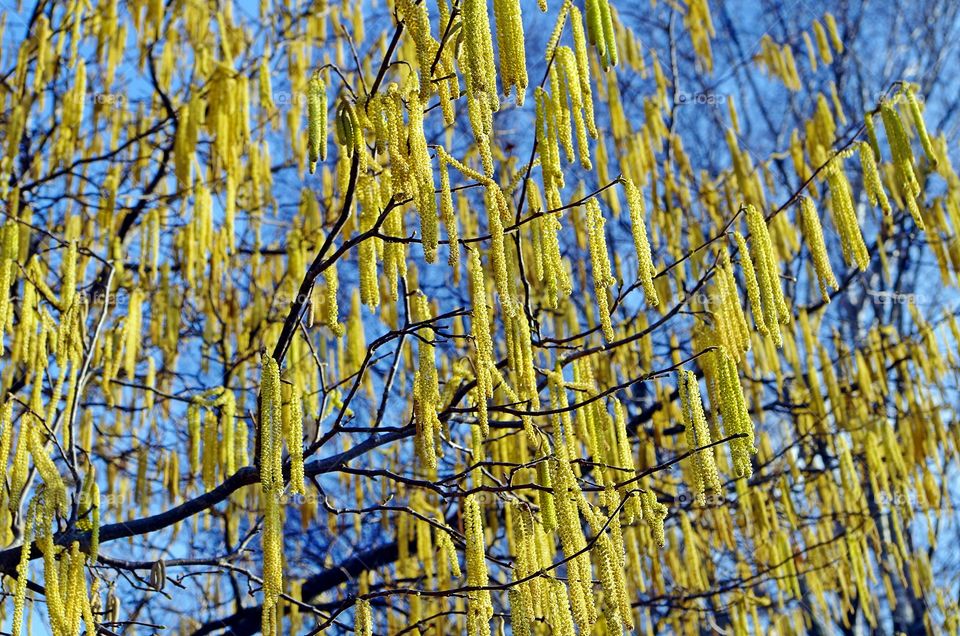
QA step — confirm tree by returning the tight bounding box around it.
[0,0,958,634]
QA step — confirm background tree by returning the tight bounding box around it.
[0,0,958,635]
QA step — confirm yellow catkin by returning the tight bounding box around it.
[569,5,598,138]
[12,498,37,636]
[486,184,515,315]
[493,0,528,105]
[470,250,494,442]
[798,197,839,300]
[905,87,938,167]
[355,598,372,636]
[261,490,282,635]
[407,89,439,264]
[397,0,436,97]
[438,160,460,271]
[597,0,618,68]
[464,494,493,636]
[715,348,756,477]
[321,248,343,336]
[744,207,786,346]
[734,232,764,336]
[880,100,924,229]
[639,486,668,547]
[288,384,304,495]
[858,140,891,215]
[438,528,462,578]
[824,13,843,52]
[123,287,143,379]
[201,412,218,489]
[679,369,722,505]
[259,354,282,490]
[586,198,616,340]
[60,240,77,310]
[544,0,570,62]
[188,401,201,475]
[462,0,499,115]
[812,19,833,64]
[825,158,872,267]
[623,177,659,306]
[413,293,441,470]
[0,222,19,352]
[734,238,770,328]
[556,47,591,169]
[307,72,327,173]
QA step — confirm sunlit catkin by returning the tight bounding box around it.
[462,0,499,112]
[259,354,282,490]
[639,486,667,547]
[798,197,839,300]
[679,369,722,505]
[60,240,77,310]
[493,0,528,105]
[0,222,19,352]
[470,250,494,441]
[715,348,756,477]
[824,158,872,267]
[623,177,659,306]
[307,72,326,173]
[413,293,441,470]
[586,198,616,340]
[464,494,493,636]
[858,140,891,215]
[288,384,304,495]
[743,207,784,346]
[880,100,924,229]
[905,86,937,167]
[355,598,372,636]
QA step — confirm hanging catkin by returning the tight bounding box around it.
[798,197,839,300]
[464,494,493,636]
[623,177,659,306]
[307,72,327,173]
[586,198,616,340]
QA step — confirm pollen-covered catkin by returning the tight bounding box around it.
[307,72,326,172]
[679,370,722,505]
[462,0,499,112]
[639,486,667,547]
[12,498,37,636]
[355,598,372,636]
[0,222,19,351]
[259,354,285,634]
[743,207,785,345]
[413,293,441,470]
[798,197,839,300]
[464,494,493,636]
[288,384,304,495]
[586,198,616,340]
[493,0,528,105]
[569,5,598,138]
[825,158,872,267]
[905,86,937,167]
[470,250,494,441]
[715,348,756,477]
[623,177,659,306]
[880,100,924,229]
[259,353,282,490]
[859,140,891,215]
